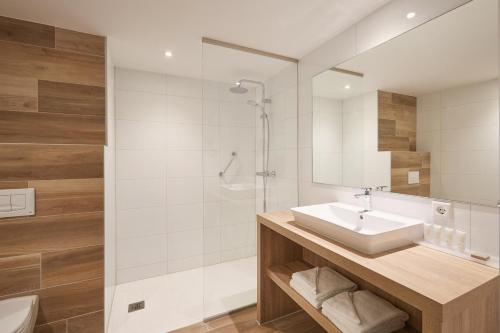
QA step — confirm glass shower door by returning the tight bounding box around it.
[201,39,298,319]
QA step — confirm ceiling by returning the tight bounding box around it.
[0,0,390,80]
[317,0,498,98]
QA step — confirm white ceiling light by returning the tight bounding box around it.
[344,84,351,90]
[406,12,416,19]
[164,50,173,58]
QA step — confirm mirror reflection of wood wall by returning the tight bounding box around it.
[377,91,430,196]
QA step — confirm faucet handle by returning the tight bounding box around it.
[375,185,388,192]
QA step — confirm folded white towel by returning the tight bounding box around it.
[290,267,357,309]
[322,290,409,333]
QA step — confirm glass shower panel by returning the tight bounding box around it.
[201,41,297,319]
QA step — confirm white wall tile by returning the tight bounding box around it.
[168,256,204,273]
[117,207,166,239]
[167,75,202,98]
[166,177,203,205]
[115,90,167,122]
[470,205,499,257]
[117,234,167,269]
[166,124,203,150]
[117,262,167,284]
[116,149,164,179]
[166,150,203,178]
[117,179,163,209]
[167,96,202,125]
[167,203,203,233]
[167,229,203,260]
[115,67,166,94]
[116,120,167,150]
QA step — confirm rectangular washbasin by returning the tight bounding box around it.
[291,202,424,255]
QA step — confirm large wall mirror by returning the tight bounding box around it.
[312,0,498,206]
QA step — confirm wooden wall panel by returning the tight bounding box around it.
[55,28,105,57]
[67,311,104,333]
[38,80,105,116]
[391,151,431,197]
[0,212,104,254]
[34,278,103,324]
[0,40,105,87]
[0,16,55,47]
[28,178,103,216]
[35,320,67,333]
[0,144,103,180]
[0,74,37,112]
[41,245,104,288]
[0,254,40,296]
[0,110,105,144]
[378,90,417,151]
[0,16,105,332]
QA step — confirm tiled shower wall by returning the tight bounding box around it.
[115,68,257,283]
[262,64,299,213]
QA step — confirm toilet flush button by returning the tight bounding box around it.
[11,194,26,211]
[0,195,10,212]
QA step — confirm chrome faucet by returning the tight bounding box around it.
[354,187,372,212]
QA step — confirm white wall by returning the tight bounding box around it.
[312,92,390,188]
[298,0,498,263]
[114,68,258,283]
[417,79,499,205]
[104,44,116,331]
[313,97,342,184]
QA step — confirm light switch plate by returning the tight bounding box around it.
[408,171,420,184]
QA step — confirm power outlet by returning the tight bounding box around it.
[432,201,452,225]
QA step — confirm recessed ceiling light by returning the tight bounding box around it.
[406,12,416,19]
[164,50,173,58]
[344,84,351,90]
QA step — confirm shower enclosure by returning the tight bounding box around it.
[108,39,297,333]
[201,39,298,319]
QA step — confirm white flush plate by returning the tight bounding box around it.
[0,188,35,218]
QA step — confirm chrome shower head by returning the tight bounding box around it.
[229,82,248,94]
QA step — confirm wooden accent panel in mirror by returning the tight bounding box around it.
[391,151,431,197]
[378,90,417,151]
[0,15,105,332]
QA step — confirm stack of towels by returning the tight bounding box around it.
[322,290,409,333]
[290,266,409,333]
[290,266,357,309]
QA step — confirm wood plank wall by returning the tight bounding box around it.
[391,151,431,196]
[0,16,105,333]
[378,90,417,152]
[378,91,430,197]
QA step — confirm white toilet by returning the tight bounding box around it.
[0,295,39,333]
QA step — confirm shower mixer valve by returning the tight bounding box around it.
[256,171,276,177]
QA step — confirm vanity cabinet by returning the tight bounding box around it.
[257,211,499,333]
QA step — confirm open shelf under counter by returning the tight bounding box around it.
[266,261,418,333]
[257,211,499,333]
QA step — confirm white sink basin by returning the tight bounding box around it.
[291,202,424,255]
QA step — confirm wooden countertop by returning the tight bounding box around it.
[257,211,499,321]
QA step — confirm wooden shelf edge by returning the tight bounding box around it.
[266,261,418,333]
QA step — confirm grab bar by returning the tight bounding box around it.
[219,152,237,177]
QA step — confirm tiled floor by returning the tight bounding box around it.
[170,306,325,333]
[108,256,257,333]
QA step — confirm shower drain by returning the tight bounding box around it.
[128,301,145,313]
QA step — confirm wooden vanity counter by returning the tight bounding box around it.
[257,211,499,333]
